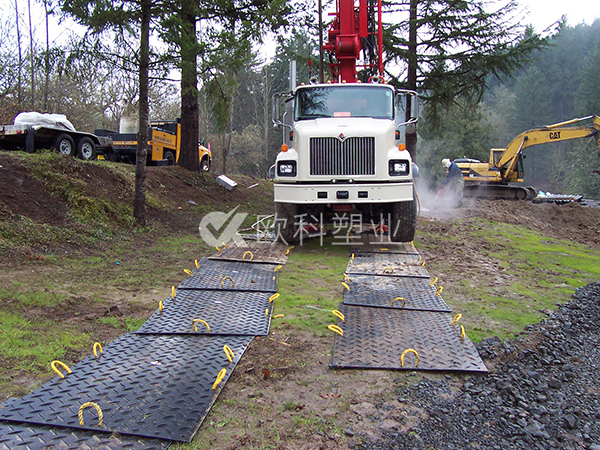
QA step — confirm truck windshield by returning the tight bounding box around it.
[295,86,394,120]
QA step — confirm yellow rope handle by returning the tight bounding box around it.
[223,345,235,363]
[383,267,394,274]
[184,269,193,277]
[222,242,228,248]
[269,293,280,303]
[273,314,284,318]
[51,360,72,379]
[429,277,438,287]
[216,246,222,252]
[341,282,350,291]
[192,319,210,333]
[159,300,164,312]
[221,276,234,289]
[379,248,389,252]
[332,310,345,322]
[350,253,355,264]
[274,265,283,272]
[392,297,406,308]
[401,349,419,368]
[285,246,294,255]
[436,286,443,297]
[78,402,103,426]
[265,308,269,317]
[451,313,462,326]
[93,342,103,358]
[343,273,350,282]
[212,368,227,390]
[195,259,200,269]
[328,324,344,337]
[418,255,422,262]
[243,251,254,261]
[171,286,176,299]
[421,261,426,267]
[411,241,414,247]
[460,325,466,340]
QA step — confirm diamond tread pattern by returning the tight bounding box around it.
[0,333,252,442]
[209,243,289,265]
[136,290,273,336]
[331,304,487,372]
[346,253,429,278]
[350,239,418,254]
[0,421,170,450]
[343,275,451,312]
[178,258,278,292]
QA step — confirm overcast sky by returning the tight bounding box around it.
[520,0,599,32]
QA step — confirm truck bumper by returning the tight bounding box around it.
[274,182,414,204]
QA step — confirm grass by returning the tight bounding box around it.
[274,236,350,336]
[419,219,600,342]
[0,311,90,373]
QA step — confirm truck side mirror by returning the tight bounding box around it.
[200,138,205,146]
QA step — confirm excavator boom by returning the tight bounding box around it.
[456,115,600,200]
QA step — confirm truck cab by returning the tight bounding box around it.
[273,82,418,243]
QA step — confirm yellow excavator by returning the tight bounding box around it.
[455,115,600,200]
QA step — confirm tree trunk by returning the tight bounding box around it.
[405,0,418,161]
[133,0,150,226]
[15,0,22,109]
[27,0,35,110]
[178,0,200,172]
[43,0,50,111]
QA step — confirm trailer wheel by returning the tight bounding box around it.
[390,196,417,243]
[164,151,175,165]
[77,137,97,161]
[275,202,299,244]
[201,156,211,172]
[53,134,75,157]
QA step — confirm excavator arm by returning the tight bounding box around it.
[498,115,600,181]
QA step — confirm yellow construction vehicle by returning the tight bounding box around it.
[455,115,600,200]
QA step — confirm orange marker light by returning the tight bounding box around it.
[281,144,289,152]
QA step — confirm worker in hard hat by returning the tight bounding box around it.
[437,158,464,207]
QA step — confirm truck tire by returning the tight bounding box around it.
[275,202,299,244]
[53,134,75,157]
[164,150,175,165]
[201,156,211,172]
[390,197,417,243]
[77,137,97,161]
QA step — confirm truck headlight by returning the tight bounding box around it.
[389,160,410,176]
[277,161,297,177]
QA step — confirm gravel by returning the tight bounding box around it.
[360,281,600,450]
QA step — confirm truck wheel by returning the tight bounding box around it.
[390,197,417,243]
[53,134,75,157]
[275,202,299,244]
[164,151,175,165]
[201,157,211,172]
[77,137,97,161]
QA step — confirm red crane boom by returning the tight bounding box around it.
[323,0,383,83]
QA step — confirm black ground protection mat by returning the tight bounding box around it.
[330,304,487,372]
[0,421,170,450]
[350,236,418,254]
[179,258,278,292]
[345,254,429,278]
[343,275,451,312]
[0,333,253,442]
[137,290,273,336]
[209,242,289,265]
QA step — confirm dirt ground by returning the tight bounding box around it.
[2,152,600,449]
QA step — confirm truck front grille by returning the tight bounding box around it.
[310,137,375,176]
